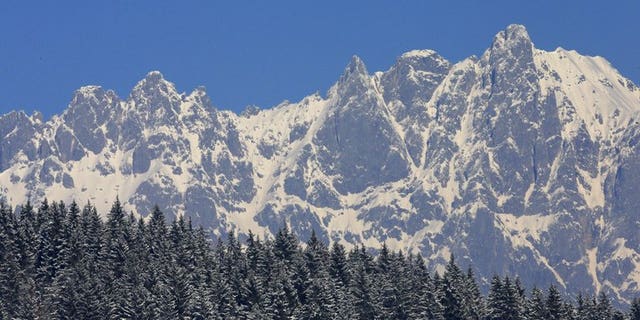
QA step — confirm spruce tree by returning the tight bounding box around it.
[100,198,136,318]
[526,286,547,320]
[0,202,23,318]
[630,298,640,320]
[487,275,505,320]
[274,223,298,263]
[463,267,485,319]
[350,261,379,320]
[328,241,353,319]
[546,284,564,320]
[264,258,296,320]
[410,254,444,320]
[440,254,466,320]
[329,241,350,287]
[596,291,613,320]
[2,197,637,318]
[297,230,337,320]
[15,200,38,318]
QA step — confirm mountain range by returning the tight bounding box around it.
[1,24,639,304]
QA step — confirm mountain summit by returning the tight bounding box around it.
[1,24,640,304]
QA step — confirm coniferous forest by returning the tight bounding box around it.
[0,199,639,320]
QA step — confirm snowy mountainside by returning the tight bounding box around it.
[2,24,640,303]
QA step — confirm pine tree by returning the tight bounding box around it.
[463,267,485,319]
[630,298,640,320]
[487,275,505,320]
[17,200,37,270]
[329,241,350,287]
[3,197,639,318]
[13,200,38,318]
[245,230,263,274]
[596,291,613,320]
[0,202,23,318]
[274,223,298,263]
[440,254,466,320]
[611,310,625,320]
[36,201,71,316]
[387,251,414,320]
[228,229,251,312]
[244,230,268,316]
[296,230,337,319]
[513,277,527,317]
[35,201,68,289]
[410,254,444,320]
[487,275,524,320]
[51,201,93,319]
[561,300,576,320]
[100,198,137,318]
[350,261,379,320]
[526,286,547,320]
[75,202,105,319]
[46,202,75,316]
[291,247,309,310]
[182,218,216,319]
[328,241,353,319]
[166,217,197,318]
[546,284,564,320]
[264,258,296,320]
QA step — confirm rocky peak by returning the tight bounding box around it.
[397,49,449,69]
[63,85,120,130]
[30,111,43,124]
[333,55,370,95]
[130,71,180,107]
[72,85,104,101]
[128,71,183,125]
[485,24,534,63]
[380,49,450,120]
[0,110,33,132]
[344,55,368,78]
[492,24,532,48]
[187,86,213,109]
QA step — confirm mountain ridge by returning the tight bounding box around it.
[2,24,640,304]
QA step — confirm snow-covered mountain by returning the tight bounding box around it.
[2,24,639,303]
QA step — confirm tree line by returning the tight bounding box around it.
[0,198,639,319]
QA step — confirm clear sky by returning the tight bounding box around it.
[1,0,638,118]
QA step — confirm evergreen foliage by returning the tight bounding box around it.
[0,198,636,319]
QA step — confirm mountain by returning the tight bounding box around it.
[1,24,639,304]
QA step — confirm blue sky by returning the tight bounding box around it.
[1,0,638,118]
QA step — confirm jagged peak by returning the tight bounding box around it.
[71,85,104,102]
[76,85,103,94]
[328,55,373,98]
[130,70,180,103]
[1,109,28,119]
[400,49,438,59]
[490,24,534,51]
[185,86,215,112]
[343,55,368,78]
[30,111,43,124]
[144,70,165,82]
[0,109,42,126]
[240,104,261,117]
[65,85,121,117]
[333,55,370,92]
[391,49,451,75]
[132,70,175,91]
[187,85,208,99]
[503,24,531,41]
